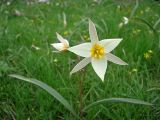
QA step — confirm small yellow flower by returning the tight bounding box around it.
[144,52,151,59]
[137,29,141,33]
[140,10,144,14]
[148,50,153,54]
[132,68,138,72]
[64,31,68,36]
[144,50,153,60]
[84,35,90,41]
[84,35,88,39]
[54,58,58,63]
[133,29,141,35]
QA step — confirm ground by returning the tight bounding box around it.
[0,0,160,119]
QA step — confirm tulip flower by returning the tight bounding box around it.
[51,33,69,51]
[68,19,127,81]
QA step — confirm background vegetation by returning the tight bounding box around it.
[0,0,160,119]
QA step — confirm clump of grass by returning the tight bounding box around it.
[0,0,160,119]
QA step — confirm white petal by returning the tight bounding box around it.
[56,32,66,44]
[68,43,92,57]
[123,17,129,24]
[70,58,91,75]
[89,19,99,44]
[91,58,107,81]
[64,39,69,47]
[100,39,122,53]
[51,43,64,51]
[106,53,128,65]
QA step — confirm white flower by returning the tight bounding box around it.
[123,17,129,25]
[119,17,129,28]
[68,19,128,81]
[51,33,69,51]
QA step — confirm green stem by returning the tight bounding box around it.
[79,75,83,118]
[76,56,86,118]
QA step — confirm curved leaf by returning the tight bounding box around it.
[9,74,79,119]
[153,18,160,29]
[132,17,157,34]
[83,98,152,111]
[132,17,159,50]
[147,87,160,92]
[130,0,139,18]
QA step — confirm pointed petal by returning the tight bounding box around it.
[56,32,66,44]
[64,39,69,47]
[70,58,91,75]
[68,43,92,57]
[106,53,128,65]
[89,19,99,44]
[91,58,107,81]
[100,39,122,53]
[51,43,64,51]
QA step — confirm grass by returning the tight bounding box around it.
[0,0,160,119]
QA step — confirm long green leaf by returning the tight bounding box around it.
[83,98,152,111]
[9,74,79,119]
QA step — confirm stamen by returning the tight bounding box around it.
[90,44,105,59]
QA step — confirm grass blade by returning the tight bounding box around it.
[147,87,160,92]
[132,17,159,50]
[153,18,160,29]
[130,0,139,18]
[83,98,152,111]
[9,74,79,119]
[133,17,156,33]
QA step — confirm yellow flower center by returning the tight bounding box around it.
[90,44,105,59]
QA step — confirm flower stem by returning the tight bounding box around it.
[79,75,83,118]
[76,56,86,118]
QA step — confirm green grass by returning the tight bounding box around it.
[0,0,160,119]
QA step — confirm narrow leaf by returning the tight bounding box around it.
[9,74,79,119]
[147,87,160,92]
[133,17,159,50]
[153,18,160,29]
[130,0,139,18]
[83,98,152,111]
